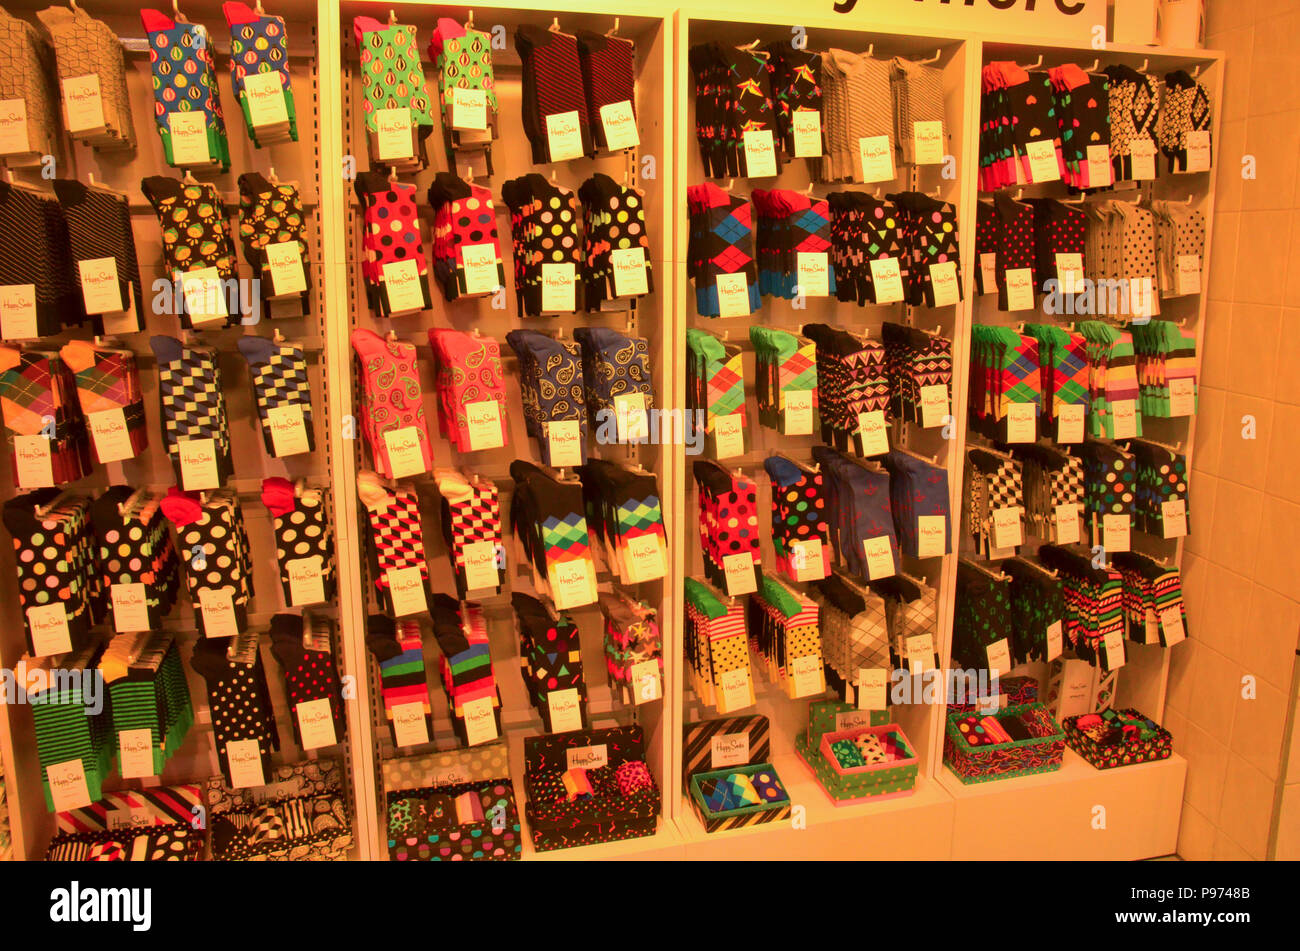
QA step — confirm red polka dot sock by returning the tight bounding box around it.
[353,172,431,317]
[427,174,505,302]
[269,612,346,749]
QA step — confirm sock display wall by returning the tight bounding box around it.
[0,0,1224,862]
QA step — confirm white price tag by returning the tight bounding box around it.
[383,426,426,478]
[226,738,266,789]
[1103,629,1127,669]
[1169,378,1196,417]
[382,259,425,313]
[168,110,210,165]
[863,535,895,580]
[180,267,225,326]
[610,247,649,297]
[549,558,594,610]
[614,392,649,442]
[710,732,750,768]
[796,251,830,297]
[631,659,662,704]
[930,260,959,306]
[1161,498,1188,539]
[375,107,413,161]
[869,256,905,303]
[1185,130,1211,172]
[1046,620,1064,662]
[111,583,150,633]
[920,384,949,429]
[27,603,72,656]
[913,120,944,165]
[87,408,133,463]
[118,729,156,779]
[1026,138,1060,182]
[1111,399,1138,440]
[462,540,500,592]
[295,697,338,750]
[791,654,824,698]
[857,410,889,456]
[1103,513,1131,553]
[723,552,757,596]
[1055,503,1081,545]
[906,633,934,674]
[1006,401,1036,443]
[1005,267,1035,311]
[267,404,310,457]
[545,110,584,162]
[715,272,751,317]
[790,537,826,582]
[198,588,239,637]
[599,99,638,150]
[986,638,1012,677]
[47,760,93,811]
[1129,278,1154,320]
[783,390,814,436]
[1085,143,1112,187]
[78,256,124,314]
[547,687,583,733]
[465,399,504,451]
[858,134,894,182]
[392,701,430,747]
[792,109,822,158]
[1130,138,1157,180]
[1055,252,1083,295]
[546,418,583,467]
[242,70,289,128]
[14,434,53,488]
[1160,606,1186,646]
[461,243,500,295]
[0,98,29,155]
[917,515,947,558]
[566,744,609,770]
[450,86,487,131]
[0,283,37,340]
[742,128,777,177]
[386,565,428,617]
[462,696,498,746]
[992,506,1023,550]
[1057,403,1085,444]
[178,437,220,490]
[979,252,998,295]
[624,533,666,583]
[286,557,326,606]
[266,240,308,296]
[1176,254,1201,295]
[713,413,745,459]
[857,668,888,710]
[719,666,754,712]
[541,262,576,312]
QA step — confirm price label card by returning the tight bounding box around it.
[1129,278,1154,320]
[1169,378,1196,417]
[178,437,220,490]
[1160,606,1187,646]
[979,253,998,295]
[1103,513,1131,554]
[47,759,93,812]
[857,668,888,710]
[168,110,210,165]
[267,404,310,457]
[461,243,499,295]
[266,240,308,296]
[986,638,1012,677]
[118,729,155,779]
[917,515,947,558]
[792,109,822,158]
[546,418,583,468]
[783,389,814,436]
[392,701,430,747]
[1085,143,1112,187]
[1006,401,1036,443]
[796,251,830,298]
[869,257,905,303]
[465,399,504,451]
[296,697,338,750]
[1161,498,1188,539]
[610,247,649,297]
[1185,130,1211,172]
[742,128,777,177]
[462,540,500,592]
[463,696,498,746]
[0,98,29,155]
[1,283,37,340]
[930,260,959,306]
[1130,138,1157,180]
[614,392,649,442]
[723,552,757,596]
[713,413,745,459]
[286,557,326,606]
[14,434,53,488]
[382,259,424,313]
[1005,266,1035,311]
[857,410,889,456]
[227,738,266,788]
[84,408,131,463]
[710,732,750,768]
[541,262,576,312]
[198,588,239,637]
[791,654,824,698]
[383,426,426,478]
[1046,620,1064,662]
[913,120,944,165]
[450,86,487,131]
[858,134,894,182]
[545,110,584,161]
[1111,399,1138,440]
[547,687,584,733]
[1176,254,1201,295]
[905,633,934,674]
[1103,629,1127,670]
[1026,139,1060,182]
[599,99,639,149]
[243,70,289,127]
[111,582,149,633]
[1055,252,1083,295]
[180,267,224,326]
[624,533,666,583]
[715,272,751,317]
[920,384,949,429]
[863,535,895,580]
[719,667,753,712]
[631,659,662,704]
[992,506,1023,550]
[375,107,413,161]
[28,603,72,656]
[1055,503,1081,545]
[1057,403,1085,444]
[550,558,594,610]
[386,565,427,617]
[78,257,123,314]
[566,744,609,770]
[791,537,826,582]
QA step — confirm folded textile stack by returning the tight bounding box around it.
[750,326,817,435]
[0,347,92,486]
[684,578,754,714]
[432,595,502,747]
[686,329,746,460]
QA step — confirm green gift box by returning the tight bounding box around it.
[798,704,918,805]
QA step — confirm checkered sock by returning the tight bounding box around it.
[434,468,504,597]
[237,335,314,457]
[358,470,430,618]
[149,335,234,488]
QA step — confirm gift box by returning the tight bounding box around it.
[943,702,1066,785]
[946,674,1039,713]
[522,725,660,852]
[806,699,890,741]
[384,743,521,861]
[205,758,352,860]
[1062,707,1173,770]
[46,823,204,861]
[683,715,791,832]
[798,722,919,805]
[54,784,202,835]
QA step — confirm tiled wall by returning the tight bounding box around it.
[1170,0,1300,861]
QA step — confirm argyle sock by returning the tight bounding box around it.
[236,173,310,318]
[149,335,234,488]
[261,477,335,608]
[578,459,667,584]
[366,614,433,742]
[687,184,760,317]
[434,468,504,597]
[237,335,314,458]
[269,614,345,749]
[358,470,430,618]
[0,347,93,486]
[427,329,508,452]
[60,340,147,463]
[349,328,433,479]
[352,15,435,169]
[190,637,279,786]
[223,1,297,146]
[51,180,143,332]
[142,176,240,328]
[685,329,746,458]
[139,10,230,172]
[510,460,597,607]
[353,172,431,317]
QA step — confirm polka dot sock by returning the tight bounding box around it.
[501,174,581,316]
[190,636,280,787]
[353,172,432,317]
[269,613,346,749]
[427,173,505,302]
[578,173,653,312]
[160,487,253,636]
[692,460,759,591]
[261,477,335,608]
